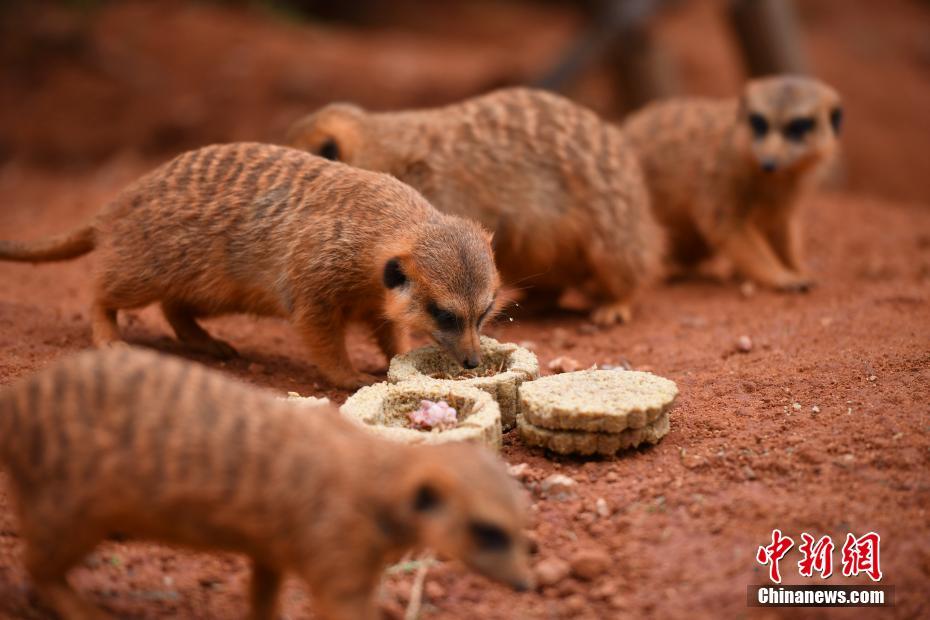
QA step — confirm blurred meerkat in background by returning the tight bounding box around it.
[622,75,843,291]
[288,87,663,325]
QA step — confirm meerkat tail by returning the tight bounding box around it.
[0,224,95,262]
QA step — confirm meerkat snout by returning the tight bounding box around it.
[396,444,535,592]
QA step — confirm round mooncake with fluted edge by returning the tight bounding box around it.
[340,379,502,450]
[387,336,538,430]
[517,411,670,456]
[519,369,677,433]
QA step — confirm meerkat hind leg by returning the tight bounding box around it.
[90,301,123,349]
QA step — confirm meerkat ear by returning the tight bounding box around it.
[829,106,843,135]
[318,137,340,161]
[412,483,444,512]
[383,257,408,289]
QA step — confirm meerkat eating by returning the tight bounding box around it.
[287,87,663,325]
[0,143,501,388]
[0,348,533,620]
[622,75,843,291]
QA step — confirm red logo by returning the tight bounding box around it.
[841,532,883,582]
[798,533,834,579]
[756,530,882,583]
[756,529,794,584]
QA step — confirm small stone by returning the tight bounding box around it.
[577,323,599,335]
[609,594,630,610]
[570,548,611,580]
[867,375,877,382]
[518,340,537,351]
[548,356,581,374]
[535,557,571,587]
[247,362,265,374]
[595,497,611,518]
[740,281,757,298]
[742,465,756,480]
[508,462,532,481]
[605,471,618,483]
[541,474,577,498]
[791,402,802,411]
[424,581,445,600]
[811,405,821,414]
[563,594,587,612]
[736,335,753,353]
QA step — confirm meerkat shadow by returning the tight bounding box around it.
[122,332,366,394]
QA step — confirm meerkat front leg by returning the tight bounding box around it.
[721,224,812,291]
[295,311,378,389]
[764,209,808,275]
[370,319,410,363]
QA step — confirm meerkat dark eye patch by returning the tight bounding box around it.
[829,107,843,135]
[469,521,512,552]
[783,117,816,142]
[318,138,340,161]
[427,302,462,332]
[748,113,769,138]
[383,258,407,289]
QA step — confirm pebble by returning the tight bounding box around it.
[518,340,537,351]
[507,462,532,481]
[548,356,581,373]
[424,581,445,600]
[540,474,577,498]
[595,497,611,518]
[577,323,599,335]
[563,594,587,612]
[248,362,265,374]
[740,281,757,298]
[791,402,802,411]
[736,335,753,353]
[570,548,611,580]
[534,557,571,587]
[811,405,821,414]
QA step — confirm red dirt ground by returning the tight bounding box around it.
[1,1,928,619]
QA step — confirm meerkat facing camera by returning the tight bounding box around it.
[0,143,501,388]
[288,87,663,325]
[622,75,842,290]
[0,348,533,620]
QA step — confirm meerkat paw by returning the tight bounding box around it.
[590,302,633,326]
[774,274,815,293]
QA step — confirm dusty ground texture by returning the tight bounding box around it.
[1,0,929,619]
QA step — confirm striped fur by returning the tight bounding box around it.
[622,76,842,290]
[0,143,500,388]
[288,87,663,325]
[0,348,531,619]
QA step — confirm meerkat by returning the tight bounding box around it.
[0,143,501,388]
[622,75,843,291]
[0,347,533,620]
[287,87,663,325]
